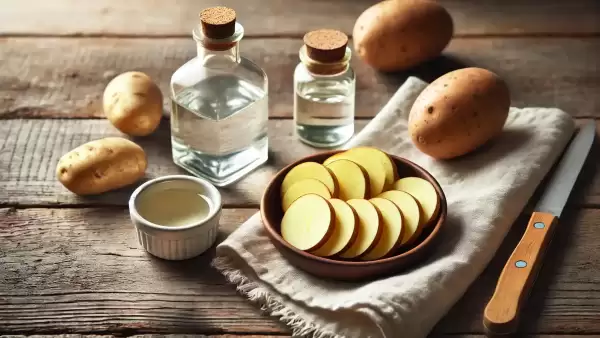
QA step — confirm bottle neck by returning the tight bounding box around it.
[196,42,241,66]
[299,45,351,76]
[193,23,244,68]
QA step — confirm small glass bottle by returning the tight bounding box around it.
[293,29,355,148]
[170,6,269,187]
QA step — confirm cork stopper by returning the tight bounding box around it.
[199,6,236,39]
[303,29,348,63]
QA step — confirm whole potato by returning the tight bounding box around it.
[353,0,453,72]
[56,137,147,195]
[408,67,510,159]
[103,71,163,136]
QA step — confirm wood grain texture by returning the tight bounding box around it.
[1,38,599,120]
[0,333,597,338]
[0,336,288,338]
[1,207,599,335]
[1,119,599,208]
[0,207,286,335]
[0,119,366,207]
[0,336,597,338]
[0,0,598,37]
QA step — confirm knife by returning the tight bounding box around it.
[483,121,596,336]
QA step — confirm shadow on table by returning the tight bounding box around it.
[372,54,469,87]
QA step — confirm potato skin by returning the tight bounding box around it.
[353,0,453,72]
[408,67,511,159]
[56,137,147,195]
[103,71,163,136]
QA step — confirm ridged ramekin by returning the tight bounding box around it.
[128,175,222,260]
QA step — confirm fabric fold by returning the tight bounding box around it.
[213,76,575,338]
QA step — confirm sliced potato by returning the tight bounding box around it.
[281,162,338,198]
[392,177,439,227]
[338,199,381,259]
[311,199,358,257]
[323,152,344,166]
[378,190,422,246]
[361,197,403,260]
[281,178,332,212]
[323,151,386,198]
[325,159,369,201]
[281,194,334,251]
[344,147,398,189]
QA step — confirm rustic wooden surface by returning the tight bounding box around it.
[2,38,599,119]
[1,0,599,337]
[1,0,599,37]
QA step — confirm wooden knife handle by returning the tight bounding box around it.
[483,212,558,335]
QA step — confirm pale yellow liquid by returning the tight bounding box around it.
[136,187,211,227]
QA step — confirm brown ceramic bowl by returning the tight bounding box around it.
[260,150,447,282]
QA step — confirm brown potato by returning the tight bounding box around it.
[103,71,163,136]
[56,137,147,195]
[353,0,453,72]
[408,67,510,159]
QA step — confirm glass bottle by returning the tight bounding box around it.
[170,6,269,187]
[293,29,355,148]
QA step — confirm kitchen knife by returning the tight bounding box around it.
[483,121,596,336]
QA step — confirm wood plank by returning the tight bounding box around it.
[1,119,599,207]
[1,207,599,335]
[0,336,288,338]
[0,207,286,335]
[0,119,365,207]
[0,0,598,37]
[1,336,597,338]
[1,37,598,119]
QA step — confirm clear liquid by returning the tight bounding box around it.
[294,80,355,148]
[171,74,268,186]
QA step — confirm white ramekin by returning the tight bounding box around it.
[128,175,222,260]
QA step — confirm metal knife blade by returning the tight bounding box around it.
[483,121,596,336]
[534,121,596,217]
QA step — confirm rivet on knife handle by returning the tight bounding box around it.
[483,211,558,335]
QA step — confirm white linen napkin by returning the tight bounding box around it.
[212,76,575,338]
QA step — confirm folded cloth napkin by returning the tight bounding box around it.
[212,76,575,338]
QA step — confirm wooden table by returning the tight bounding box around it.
[1,1,599,337]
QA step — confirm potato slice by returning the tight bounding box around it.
[338,199,382,259]
[377,190,422,246]
[311,199,358,257]
[281,178,332,212]
[392,177,439,227]
[344,147,398,189]
[323,152,385,198]
[323,152,344,166]
[361,197,404,260]
[281,162,338,198]
[325,159,369,201]
[281,194,334,251]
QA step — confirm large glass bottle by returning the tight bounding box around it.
[293,29,355,148]
[170,7,269,187]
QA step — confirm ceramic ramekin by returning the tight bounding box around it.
[128,175,222,260]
